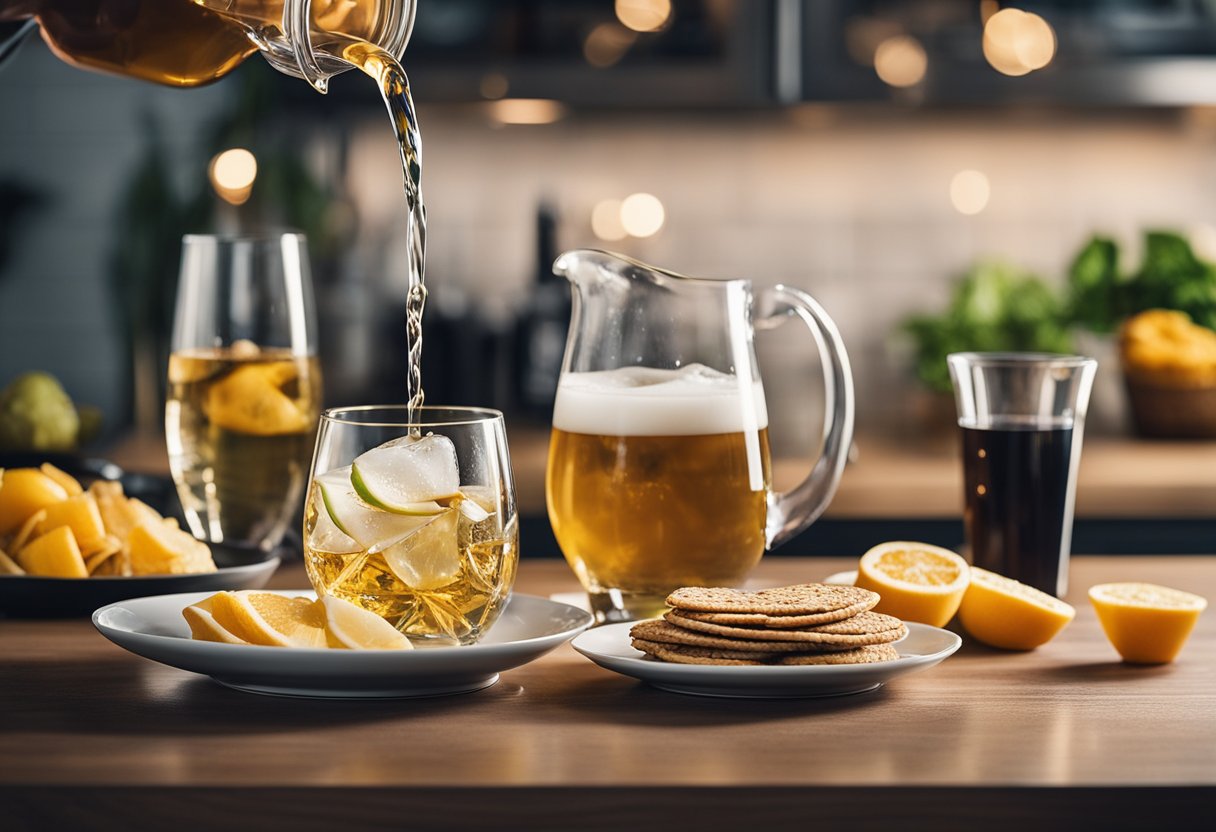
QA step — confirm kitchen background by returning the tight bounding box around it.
[2,0,1216,539]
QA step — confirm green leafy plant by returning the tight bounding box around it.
[902,262,1074,393]
[1067,231,1216,333]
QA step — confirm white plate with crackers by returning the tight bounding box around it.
[574,621,960,698]
[94,590,594,699]
[571,583,961,698]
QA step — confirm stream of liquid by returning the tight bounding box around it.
[340,41,427,425]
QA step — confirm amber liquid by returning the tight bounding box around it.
[0,0,386,86]
[303,489,517,645]
[1,0,255,86]
[546,428,772,621]
[166,345,322,550]
[339,39,428,420]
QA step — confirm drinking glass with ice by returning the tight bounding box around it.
[304,407,518,645]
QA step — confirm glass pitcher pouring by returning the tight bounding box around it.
[546,249,855,622]
[0,0,414,91]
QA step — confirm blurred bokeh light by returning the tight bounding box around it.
[209,148,257,205]
[621,192,665,237]
[584,22,636,68]
[950,169,990,215]
[591,199,628,241]
[983,8,1056,77]
[874,35,928,88]
[615,0,672,34]
[487,99,566,125]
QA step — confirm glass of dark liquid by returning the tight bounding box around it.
[948,353,1097,597]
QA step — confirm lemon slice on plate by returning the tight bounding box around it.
[855,541,970,627]
[1089,582,1207,664]
[320,595,413,650]
[209,590,328,648]
[183,596,248,645]
[958,567,1075,650]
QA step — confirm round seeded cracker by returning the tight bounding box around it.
[666,610,907,645]
[631,638,772,665]
[777,643,900,665]
[632,618,893,653]
[665,583,879,618]
[673,596,878,629]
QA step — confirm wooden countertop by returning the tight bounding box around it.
[2,556,1213,830]
[108,427,1216,520]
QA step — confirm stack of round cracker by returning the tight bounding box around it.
[630,583,906,666]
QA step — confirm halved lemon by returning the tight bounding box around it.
[958,567,1075,650]
[320,595,413,650]
[208,591,328,648]
[855,541,970,627]
[1089,582,1207,664]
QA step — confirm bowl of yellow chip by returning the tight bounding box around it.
[1121,310,1216,438]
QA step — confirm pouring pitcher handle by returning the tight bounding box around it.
[755,285,855,549]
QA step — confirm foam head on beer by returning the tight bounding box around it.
[552,364,768,438]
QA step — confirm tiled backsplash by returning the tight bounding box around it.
[351,106,1216,443]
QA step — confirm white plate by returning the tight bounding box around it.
[94,590,593,699]
[572,621,961,699]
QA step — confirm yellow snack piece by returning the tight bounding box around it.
[209,591,328,648]
[855,541,970,627]
[11,509,47,553]
[37,494,106,553]
[127,520,217,575]
[89,480,141,540]
[18,525,87,578]
[39,463,83,496]
[1089,582,1207,664]
[0,468,68,535]
[0,547,24,575]
[183,595,249,645]
[958,567,1075,651]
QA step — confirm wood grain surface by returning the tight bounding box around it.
[2,557,1213,831]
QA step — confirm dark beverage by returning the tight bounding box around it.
[961,421,1076,596]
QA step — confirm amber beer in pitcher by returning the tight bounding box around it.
[547,250,855,624]
[547,367,772,621]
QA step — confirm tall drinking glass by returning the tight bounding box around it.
[166,233,322,554]
[304,406,518,645]
[948,352,1097,597]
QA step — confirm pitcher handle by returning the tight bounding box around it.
[755,284,855,549]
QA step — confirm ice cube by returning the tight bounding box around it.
[351,434,461,511]
[306,483,359,554]
[315,466,432,551]
[382,508,461,590]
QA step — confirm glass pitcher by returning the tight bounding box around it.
[545,249,855,622]
[0,0,414,91]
